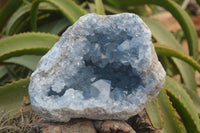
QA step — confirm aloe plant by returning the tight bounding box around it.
[0,0,200,132]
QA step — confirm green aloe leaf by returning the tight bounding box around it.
[157,89,183,133]
[0,66,7,79]
[95,0,105,15]
[88,3,96,13]
[142,18,182,49]
[6,5,30,35]
[164,76,200,133]
[0,0,23,32]
[146,98,164,129]
[0,32,59,62]
[6,3,58,35]
[155,44,200,73]
[38,18,70,34]
[0,78,30,112]
[4,55,42,71]
[184,88,200,115]
[103,5,123,14]
[143,18,196,91]
[104,0,199,60]
[31,0,86,30]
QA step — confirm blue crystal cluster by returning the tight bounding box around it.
[29,13,166,122]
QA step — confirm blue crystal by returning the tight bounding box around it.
[29,13,166,122]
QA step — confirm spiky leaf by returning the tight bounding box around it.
[31,0,86,30]
[155,44,200,73]
[95,0,105,15]
[157,89,183,133]
[146,98,164,129]
[184,88,200,114]
[37,18,70,34]
[164,76,200,133]
[0,66,7,79]
[0,32,59,61]
[143,18,196,91]
[6,3,58,35]
[0,0,23,32]
[0,78,30,112]
[4,55,42,71]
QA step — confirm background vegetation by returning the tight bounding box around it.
[0,0,200,132]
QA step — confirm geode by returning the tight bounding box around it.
[29,13,166,122]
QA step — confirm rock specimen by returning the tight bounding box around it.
[30,119,136,133]
[29,13,166,122]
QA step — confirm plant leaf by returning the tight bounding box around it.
[88,3,96,13]
[0,0,23,32]
[95,0,105,15]
[4,55,42,71]
[0,32,59,62]
[155,44,200,73]
[0,78,30,112]
[146,98,164,129]
[31,0,86,30]
[164,76,200,133]
[142,18,182,49]
[103,5,123,14]
[0,66,7,79]
[184,88,200,115]
[6,5,30,35]
[143,18,196,91]
[157,89,183,133]
[37,18,70,34]
[104,0,199,60]
[6,3,58,35]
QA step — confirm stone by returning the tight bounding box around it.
[30,120,96,133]
[30,119,136,133]
[29,13,166,122]
[94,120,136,133]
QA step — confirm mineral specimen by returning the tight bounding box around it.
[29,13,166,122]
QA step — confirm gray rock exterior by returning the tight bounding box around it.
[29,13,166,122]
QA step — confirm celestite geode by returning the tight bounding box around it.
[29,13,166,122]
